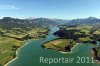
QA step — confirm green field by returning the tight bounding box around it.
[0,37,24,65]
[0,27,49,66]
[43,39,77,52]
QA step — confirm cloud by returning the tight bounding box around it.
[0,5,20,10]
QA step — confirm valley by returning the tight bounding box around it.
[1,17,100,66]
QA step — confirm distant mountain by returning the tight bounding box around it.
[50,19,70,24]
[66,17,100,25]
[0,17,59,29]
[32,18,59,26]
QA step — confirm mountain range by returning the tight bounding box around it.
[0,17,100,29]
[0,17,59,29]
[66,17,100,25]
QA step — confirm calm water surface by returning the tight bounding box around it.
[8,27,100,66]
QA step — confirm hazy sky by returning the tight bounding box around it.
[0,0,100,19]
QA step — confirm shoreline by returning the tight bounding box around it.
[42,38,80,54]
[59,43,79,54]
[90,47,100,64]
[4,29,50,66]
[4,42,29,66]
[59,42,97,54]
[4,38,46,66]
[44,40,98,54]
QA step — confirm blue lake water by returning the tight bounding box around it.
[7,27,100,66]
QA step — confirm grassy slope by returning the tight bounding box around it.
[0,37,24,65]
[0,27,48,66]
[43,39,77,51]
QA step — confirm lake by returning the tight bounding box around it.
[7,27,100,66]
